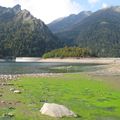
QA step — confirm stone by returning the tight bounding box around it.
[7,113,14,117]
[40,103,77,118]
[10,88,15,91]
[1,101,5,103]
[2,113,14,117]
[13,90,21,94]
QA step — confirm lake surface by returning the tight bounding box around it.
[0,62,103,74]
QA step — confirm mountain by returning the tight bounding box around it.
[0,5,61,57]
[49,6,120,57]
[48,11,92,33]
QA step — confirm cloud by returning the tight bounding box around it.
[102,3,108,9]
[0,0,15,7]
[0,0,82,23]
[88,0,99,4]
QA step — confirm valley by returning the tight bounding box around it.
[0,3,120,120]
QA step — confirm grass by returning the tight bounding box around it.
[0,73,120,120]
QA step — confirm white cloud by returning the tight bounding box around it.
[88,0,99,4]
[0,0,82,23]
[102,3,108,9]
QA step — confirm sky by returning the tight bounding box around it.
[0,0,120,24]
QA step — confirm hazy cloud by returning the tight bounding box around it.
[102,3,108,9]
[88,0,99,4]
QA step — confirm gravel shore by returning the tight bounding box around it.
[16,57,120,64]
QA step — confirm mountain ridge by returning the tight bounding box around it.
[48,11,92,33]
[48,6,120,57]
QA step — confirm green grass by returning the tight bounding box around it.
[0,73,120,120]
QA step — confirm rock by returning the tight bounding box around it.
[13,90,21,94]
[40,103,77,118]
[1,101,5,103]
[1,83,14,86]
[7,113,14,117]
[0,74,19,81]
[2,113,14,117]
[10,88,15,91]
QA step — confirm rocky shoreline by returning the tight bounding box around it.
[0,75,20,81]
[0,73,62,81]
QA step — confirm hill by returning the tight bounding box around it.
[48,6,120,57]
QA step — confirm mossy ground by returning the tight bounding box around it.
[0,73,120,120]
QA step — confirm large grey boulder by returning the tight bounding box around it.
[40,103,77,118]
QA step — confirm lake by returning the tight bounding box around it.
[0,62,103,74]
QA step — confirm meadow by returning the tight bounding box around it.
[0,73,120,120]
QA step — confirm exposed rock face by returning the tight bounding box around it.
[12,4,21,14]
[40,103,77,118]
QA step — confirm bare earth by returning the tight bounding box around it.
[40,58,120,64]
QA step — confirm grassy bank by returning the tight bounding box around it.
[0,73,120,120]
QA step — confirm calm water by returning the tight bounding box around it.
[0,62,103,74]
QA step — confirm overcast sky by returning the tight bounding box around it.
[0,0,120,23]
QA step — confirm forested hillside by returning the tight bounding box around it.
[48,6,120,57]
[0,5,61,58]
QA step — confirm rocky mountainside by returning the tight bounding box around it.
[48,6,120,57]
[0,5,61,57]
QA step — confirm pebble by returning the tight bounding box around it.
[10,88,15,91]
[2,113,14,117]
[0,75,19,81]
[13,90,21,94]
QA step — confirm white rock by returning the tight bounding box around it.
[10,88,15,91]
[13,90,21,94]
[1,101,5,103]
[40,103,77,118]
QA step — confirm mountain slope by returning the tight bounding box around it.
[52,6,120,57]
[48,11,92,33]
[75,6,120,57]
[0,5,61,57]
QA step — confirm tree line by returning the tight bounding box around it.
[43,46,92,58]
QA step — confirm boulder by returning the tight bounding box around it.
[40,103,77,118]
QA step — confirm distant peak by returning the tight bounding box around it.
[13,4,21,13]
[79,11,92,16]
[13,4,21,9]
[101,6,120,12]
[112,6,120,13]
